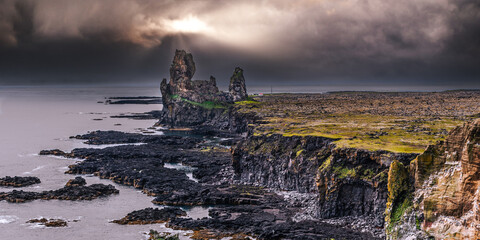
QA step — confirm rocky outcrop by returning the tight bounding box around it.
[0,176,41,187]
[112,207,186,225]
[159,50,248,132]
[27,218,68,227]
[0,177,118,203]
[229,67,248,102]
[387,119,480,239]
[231,134,417,236]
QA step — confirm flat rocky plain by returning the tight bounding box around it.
[237,90,480,153]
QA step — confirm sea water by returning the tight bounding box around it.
[0,87,200,240]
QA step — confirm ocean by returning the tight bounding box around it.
[0,87,206,240]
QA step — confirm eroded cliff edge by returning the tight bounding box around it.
[159,50,250,133]
[386,119,480,239]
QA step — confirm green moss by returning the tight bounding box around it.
[416,216,421,230]
[318,156,332,173]
[360,168,376,181]
[386,160,412,235]
[235,100,259,105]
[245,108,465,153]
[391,196,413,224]
[333,166,356,179]
[374,170,389,183]
[181,98,228,109]
[296,149,304,157]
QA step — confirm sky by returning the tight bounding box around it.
[0,0,479,88]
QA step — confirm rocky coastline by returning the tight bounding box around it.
[34,50,480,239]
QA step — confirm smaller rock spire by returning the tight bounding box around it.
[229,67,248,102]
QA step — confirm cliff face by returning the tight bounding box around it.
[231,134,417,233]
[159,50,248,130]
[387,119,480,239]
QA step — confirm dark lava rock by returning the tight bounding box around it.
[27,218,68,227]
[65,176,86,187]
[158,49,250,133]
[0,178,118,203]
[112,207,186,225]
[39,149,66,156]
[106,97,162,105]
[111,111,163,120]
[40,131,379,239]
[0,176,41,187]
[229,67,248,102]
[69,130,199,145]
[168,205,379,240]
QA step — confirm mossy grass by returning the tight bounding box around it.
[385,160,413,235]
[181,98,228,109]
[247,113,467,153]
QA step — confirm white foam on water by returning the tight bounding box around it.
[183,206,210,219]
[49,155,85,161]
[186,173,198,183]
[32,166,45,172]
[82,142,146,149]
[164,163,199,182]
[0,215,19,224]
[17,153,39,158]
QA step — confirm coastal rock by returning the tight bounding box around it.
[0,176,41,187]
[229,67,248,102]
[39,149,66,156]
[387,119,480,239]
[168,205,379,240]
[112,207,186,225]
[159,50,250,133]
[0,178,118,203]
[27,218,68,227]
[231,134,417,237]
[65,176,86,187]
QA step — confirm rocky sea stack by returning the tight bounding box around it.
[159,50,248,130]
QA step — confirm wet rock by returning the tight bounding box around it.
[112,207,186,225]
[0,178,118,203]
[111,110,163,120]
[39,149,66,156]
[65,176,86,187]
[0,176,41,187]
[27,218,68,227]
[148,230,180,240]
[168,205,379,240]
[106,96,162,105]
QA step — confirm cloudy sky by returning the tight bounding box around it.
[0,0,479,88]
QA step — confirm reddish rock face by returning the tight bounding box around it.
[411,119,480,239]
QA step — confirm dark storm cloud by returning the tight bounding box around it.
[0,0,479,87]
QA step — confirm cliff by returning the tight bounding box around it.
[387,119,480,239]
[231,134,417,236]
[159,50,248,131]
